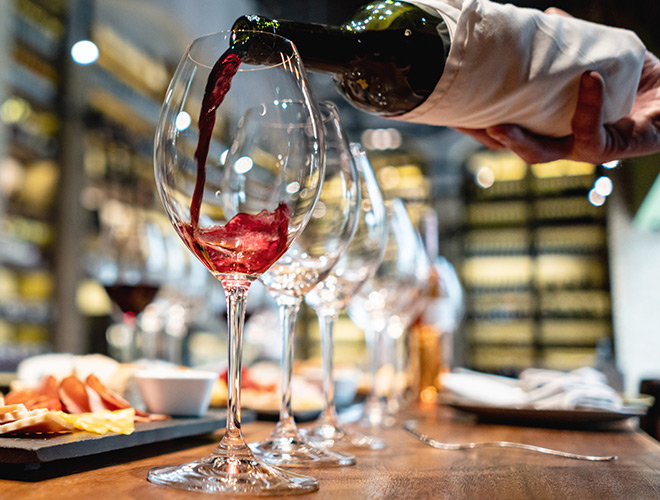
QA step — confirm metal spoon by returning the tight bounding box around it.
[403,420,617,462]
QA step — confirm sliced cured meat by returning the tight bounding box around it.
[58,376,91,414]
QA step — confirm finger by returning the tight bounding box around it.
[544,7,571,17]
[454,127,507,150]
[486,124,571,164]
[571,71,604,144]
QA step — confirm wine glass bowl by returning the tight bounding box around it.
[149,30,324,495]
[259,102,359,298]
[155,33,323,282]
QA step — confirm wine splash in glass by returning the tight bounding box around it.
[150,30,325,495]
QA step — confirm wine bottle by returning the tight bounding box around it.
[232,0,451,116]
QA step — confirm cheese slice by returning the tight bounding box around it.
[0,404,29,423]
[56,408,135,435]
[0,409,73,435]
[0,403,27,416]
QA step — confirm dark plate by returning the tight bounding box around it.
[446,400,647,428]
[0,409,228,465]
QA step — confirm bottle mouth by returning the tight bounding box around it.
[230,21,295,66]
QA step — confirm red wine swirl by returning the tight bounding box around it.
[178,203,290,276]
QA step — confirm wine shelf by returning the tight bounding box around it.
[461,151,612,373]
[0,0,67,362]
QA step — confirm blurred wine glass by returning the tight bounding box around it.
[303,143,387,450]
[347,198,428,427]
[252,101,359,467]
[89,200,164,362]
[386,232,431,414]
[150,30,325,495]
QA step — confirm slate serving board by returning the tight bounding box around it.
[0,410,227,464]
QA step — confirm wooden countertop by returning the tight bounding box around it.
[2,405,660,499]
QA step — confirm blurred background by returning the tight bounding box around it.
[1,0,659,396]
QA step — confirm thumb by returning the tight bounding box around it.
[571,71,604,144]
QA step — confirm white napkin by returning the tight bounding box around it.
[442,367,623,410]
[400,0,646,137]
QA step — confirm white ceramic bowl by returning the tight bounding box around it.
[134,369,218,417]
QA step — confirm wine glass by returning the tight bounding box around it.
[302,143,387,450]
[347,198,428,427]
[251,101,359,467]
[150,31,325,495]
[386,233,432,414]
[89,199,163,362]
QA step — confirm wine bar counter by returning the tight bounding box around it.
[2,405,660,499]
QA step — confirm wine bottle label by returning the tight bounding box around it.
[397,0,646,137]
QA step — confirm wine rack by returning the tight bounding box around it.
[0,0,67,369]
[461,151,613,373]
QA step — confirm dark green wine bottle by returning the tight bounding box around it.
[232,0,451,116]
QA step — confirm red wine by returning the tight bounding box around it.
[178,202,290,276]
[191,49,242,228]
[188,46,290,276]
[104,284,160,315]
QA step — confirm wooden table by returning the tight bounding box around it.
[2,406,660,500]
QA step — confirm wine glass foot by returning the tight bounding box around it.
[250,435,356,467]
[147,451,318,495]
[302,423,386,450]
[358,403,397,429]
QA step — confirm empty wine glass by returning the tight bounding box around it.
[386,233,432,414]
[252,101,359,467]
[302,144,387,450]
[348,198,428,427]
[150,30,325,495]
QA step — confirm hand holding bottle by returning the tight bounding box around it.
[455,7,660,164]
[456,49,660,165]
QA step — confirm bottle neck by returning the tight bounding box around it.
[233,16,359,75]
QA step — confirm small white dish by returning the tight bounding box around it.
[134,369,218,417]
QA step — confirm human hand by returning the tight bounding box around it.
[456,13,660,164]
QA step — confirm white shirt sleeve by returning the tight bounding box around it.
[401,0,646,137]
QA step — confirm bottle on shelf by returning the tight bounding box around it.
[409,209,464,404]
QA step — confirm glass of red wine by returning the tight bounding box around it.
[150,31,325,495]
[251,102,359,467]
[90,200,163,362]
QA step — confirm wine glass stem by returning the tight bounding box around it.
[217,280,251,452]
[364,327,380,407]
[318,312,339,426]
[275,297,303,436]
